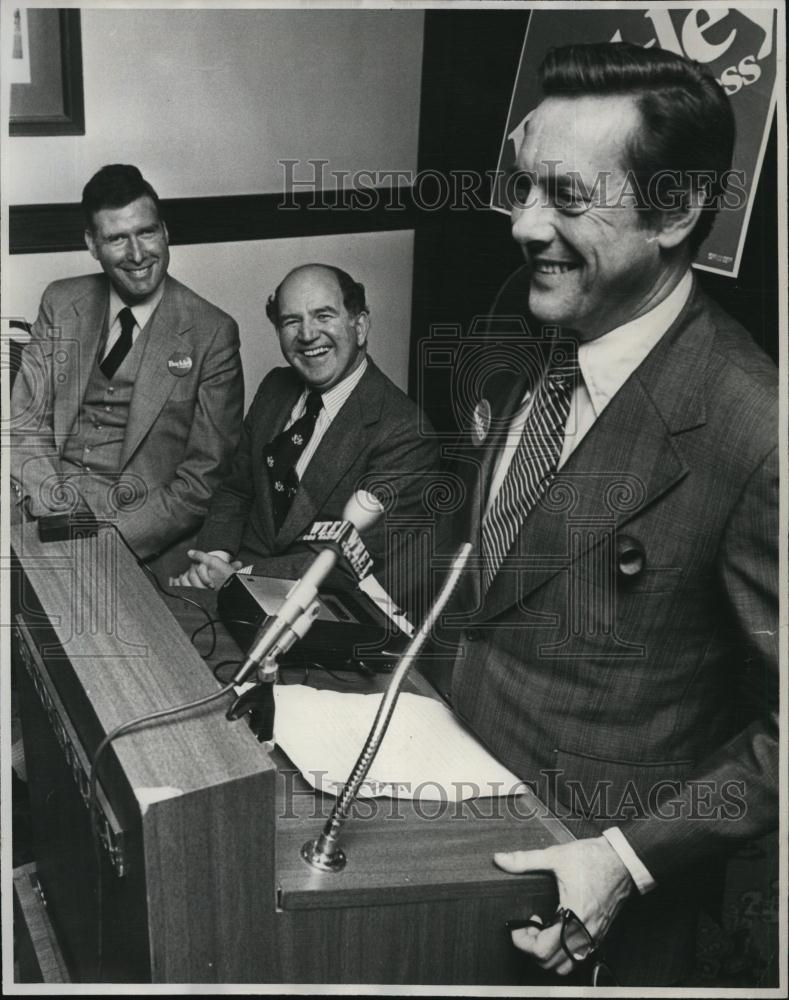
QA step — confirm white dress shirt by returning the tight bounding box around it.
[103,282,166,359]
[217,357,369,573]
[486,270,694,513]
[485,270,694,893]
[285,356,368,479]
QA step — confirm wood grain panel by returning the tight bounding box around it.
[142,771,276,982]
[275,783,567,910]
[272,892,552,984]
[12,522,277,982]
[13,523,571,984]
[13,863,71,983]
[12,524,271,793]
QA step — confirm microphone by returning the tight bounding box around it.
[298,519,374,581]
[230,490,384,686]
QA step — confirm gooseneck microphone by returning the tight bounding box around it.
[230,490,384,687]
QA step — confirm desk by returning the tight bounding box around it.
[11,523,570,984]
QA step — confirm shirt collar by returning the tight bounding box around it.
[305,355,369,421]
[578,270,694,417]
[108,279,166,332]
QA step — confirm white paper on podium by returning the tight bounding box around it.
[358,573,415,637]
[273,685,526,801]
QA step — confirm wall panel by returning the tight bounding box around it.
[5,230,415,402]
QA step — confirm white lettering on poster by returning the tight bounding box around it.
[613,8,775,96]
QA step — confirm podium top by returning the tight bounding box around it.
[11,522,272,799]
[12,520,570,915]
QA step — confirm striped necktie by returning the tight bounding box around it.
[481,343,578,590]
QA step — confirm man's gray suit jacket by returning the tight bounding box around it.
[447,279,778,985]
[197,358,440,604]
[10,273,244,564]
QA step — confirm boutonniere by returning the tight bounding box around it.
[472,398,491,445]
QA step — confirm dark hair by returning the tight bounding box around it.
[82,164,162,230]
[539,42,735,252]
[265,265,368,326]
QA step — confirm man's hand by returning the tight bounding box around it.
[169,550,242,590]
[495,837,634,976]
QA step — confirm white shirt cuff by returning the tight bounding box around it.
[602,827,656,895]
[206,550,252,575]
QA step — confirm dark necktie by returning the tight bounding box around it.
[263,390,324,531]
[481,343,579,590]
[101,306,136,379]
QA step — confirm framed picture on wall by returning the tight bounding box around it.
[9,8,84,136]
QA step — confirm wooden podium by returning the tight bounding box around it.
[11,523,570,985]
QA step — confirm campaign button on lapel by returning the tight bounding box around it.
[472,399,491,445]
[167,352,193,376]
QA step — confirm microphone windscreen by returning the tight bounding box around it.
[343,490,384,533]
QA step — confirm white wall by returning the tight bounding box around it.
[5,9,424,401]
[5,230,415,402]
[8,9,424,204]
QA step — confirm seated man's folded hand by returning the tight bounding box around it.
[169,549,242,589]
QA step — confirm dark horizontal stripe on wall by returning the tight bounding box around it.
[9,187,422,254]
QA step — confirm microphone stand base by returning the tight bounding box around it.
[300,839,346,872]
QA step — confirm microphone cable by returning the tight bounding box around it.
[88,678,237,980]
[190,616,258,659]
[87,561,257,974]
[137,559,218,656]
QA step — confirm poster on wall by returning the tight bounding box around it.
[491,6,778,277]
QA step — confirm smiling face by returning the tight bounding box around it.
[276,266,369,391]
[85,195,170,304]
[511,94,685,340]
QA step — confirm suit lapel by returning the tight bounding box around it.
[477,280,712,622]
[55,283,107,440]
[121,278,191,467]
[480,379,688,620]
[445,374,531,614]
[276,362,384,548]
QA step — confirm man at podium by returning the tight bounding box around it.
[447,42,778,986]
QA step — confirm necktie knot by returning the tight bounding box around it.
[546,342,579,389]
[101,306,137,378]
[305,390,323,419]
[118,306,136,337]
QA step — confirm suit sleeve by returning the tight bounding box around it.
[349,412,441,607]
[621,444,779,880]
[113,315,245,558]
[194,375,270,556]
[9,285,77,516]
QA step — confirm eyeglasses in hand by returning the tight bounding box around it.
[506,907,619,987]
